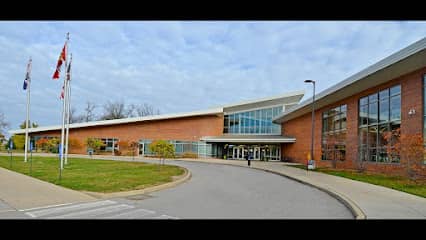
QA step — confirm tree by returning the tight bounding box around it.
[69,107,85,124]
[133,103,160,117]
[100,100,127,120]
[36,138,49,152]
[84,101,97,122]
[148,140,175,166]
[19,120,38,129]
[46,138,60,153]
[383,128,426,181]
[0,111,9,138]
[129,141,139,160]
[85,137,105,154]
[11,135,25,150]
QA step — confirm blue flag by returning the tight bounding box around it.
[9,140,13,150]
[59,143,63,157]
[23,58,31,90]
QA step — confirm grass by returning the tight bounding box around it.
[286,164,426,198]
[0,155,185,193]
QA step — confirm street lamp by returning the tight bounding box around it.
[304,80,316,171]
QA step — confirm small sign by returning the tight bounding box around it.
[30,142,33,151]
[9,140,13,150]
[58,143,63,157]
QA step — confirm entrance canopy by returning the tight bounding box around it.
[200,135,296,144]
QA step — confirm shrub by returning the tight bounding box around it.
[181,152,198,158]
[12,134,25,150]
[46,138,60,153]
[68,138,83,153]
[85,138,105,154]
[148,140,175,165]
[36,138,49,152]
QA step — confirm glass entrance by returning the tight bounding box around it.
[232,146,245,160]
[139,143,144,156]
[254,147,260,160]
[228,144,281,161]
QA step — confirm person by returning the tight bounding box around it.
[247,149,253,166]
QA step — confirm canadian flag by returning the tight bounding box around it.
[53,43,67,80]
[60,84,65,99]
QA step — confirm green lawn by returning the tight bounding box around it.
[286,164,426,198]
[0,155,185,193]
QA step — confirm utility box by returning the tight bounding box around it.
[308,160,316,170]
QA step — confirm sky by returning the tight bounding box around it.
[1,21,426,133]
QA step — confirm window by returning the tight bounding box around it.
[97,138,119,152]
[321,104,347,161]
[223,106,283,135]
[358,84,401,163]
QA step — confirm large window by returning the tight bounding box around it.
[224,106,283,135]
[359,85,401,163]
[140,139,215,158]
[99,138,119,152]
[321,104,347,161]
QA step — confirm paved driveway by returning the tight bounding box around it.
[3,160,353,219]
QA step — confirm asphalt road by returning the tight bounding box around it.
[1,160,353,219]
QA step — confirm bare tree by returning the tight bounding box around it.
[100,100,126,120]
[0,111,9,138]
[69,107,85,124]
[84,101,97,122]
[126,104,137,118]
[134,103,160,117]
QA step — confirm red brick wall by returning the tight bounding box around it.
[31,114,224,154]
[282,67,426,176]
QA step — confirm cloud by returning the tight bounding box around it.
[0,21,426,133]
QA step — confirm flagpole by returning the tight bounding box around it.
[64,54,72,165]
[59,33,69,170]
[24,57,32,163]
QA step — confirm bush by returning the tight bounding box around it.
[181,152,198,158]
[114,149,122,156]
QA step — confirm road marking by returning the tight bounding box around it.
[153,214,179,219]
[105,208,156,219]
[49,204,134,219]
[25,200,117,218]
[20,202,76,212]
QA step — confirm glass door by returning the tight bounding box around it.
[139,143,144,156]
[254,147,260,160]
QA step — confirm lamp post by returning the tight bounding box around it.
[304,80,316,171]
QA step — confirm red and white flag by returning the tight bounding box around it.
[53,43,67,80]
[60,84,65,99]
[60,56,72,100]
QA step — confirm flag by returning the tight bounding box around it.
[66,56,71,81]
[23,59,31,90]
[60,57,72,100]
[60,84,65,99]
[52,43,67,80]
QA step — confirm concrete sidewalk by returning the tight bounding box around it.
[2,152,426,218]
[0,166,95,210]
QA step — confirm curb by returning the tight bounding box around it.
[82,167,191,199]
[172,159,366,219]
[256,168,367,220]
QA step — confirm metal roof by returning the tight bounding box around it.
[9,108,224,135]
[273,37,426,123]
[8,90,306,135]
[200,135,296,143]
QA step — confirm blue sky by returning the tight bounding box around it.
[1,21,426,132]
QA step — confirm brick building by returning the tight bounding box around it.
[274,37,426,176]
[9,37,426,176]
